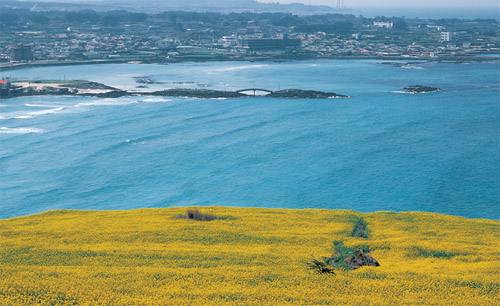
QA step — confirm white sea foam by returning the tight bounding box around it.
[126,138,145,145]
[75,100,136,107]
[141,98,172,103]
[25,104,66,108]
[401,65,424,70]
[0,103,7,107]
[0,127,45,134]
[392,91,411,94]
[15,107,66,119]
[213,64,268,72]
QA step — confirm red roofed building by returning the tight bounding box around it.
[0,79,10,89]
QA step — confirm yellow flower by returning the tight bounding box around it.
[1,207,498,305]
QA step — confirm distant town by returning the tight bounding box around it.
[1,1,499,69]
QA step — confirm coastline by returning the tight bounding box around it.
[3,206,498,221]
[0,80,350,100]
[1,54,499,72]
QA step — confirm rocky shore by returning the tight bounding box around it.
[150,88,245,99]
[0,80,125,99]
[1,80,447,99]
[268,89,348,99]
[403,85,441,94]
[0,80,349,100]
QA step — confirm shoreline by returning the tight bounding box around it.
[0,80,350,100]
[3,206,498,222]
[1,55,499,71]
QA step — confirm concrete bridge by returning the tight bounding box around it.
[236,88,273,96]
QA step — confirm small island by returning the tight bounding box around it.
[0,80,129,98]
[0,80,349,100]
[268,89,348,99]
[150,88,245,99]
[404,85,441,94]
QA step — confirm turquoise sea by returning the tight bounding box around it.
[0,60,498,219]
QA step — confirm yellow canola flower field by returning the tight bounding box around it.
[0,207,499,305]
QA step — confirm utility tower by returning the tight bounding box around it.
[336,0,345,9]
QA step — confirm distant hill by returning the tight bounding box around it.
[5,0,339,14]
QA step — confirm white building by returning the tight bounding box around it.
[427,25,443,31]
[441,32,452,41]
[373,21,393,29]
[441,31,472,42]
[157,38,175,48]
[219,35,238,48]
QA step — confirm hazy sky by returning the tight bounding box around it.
[257,0,499,7]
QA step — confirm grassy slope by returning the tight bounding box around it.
[0,207,498,305]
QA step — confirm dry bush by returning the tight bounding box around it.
[177,209,217,221]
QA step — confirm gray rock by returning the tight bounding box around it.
[344,250,380,270]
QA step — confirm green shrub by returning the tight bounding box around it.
[408,246,467,259]
[308,259,335,274]
[351,217,369,238]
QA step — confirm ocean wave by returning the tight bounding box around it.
[14,107,66,119]
[75,100,137,107]
[126,138,145,145]
[80,137,149,160]
[392,91,411,94]
[141,98,173,103]
[6,99,141,120]
[212,64,269,72]
[401,65,424,70]
[25,104,67,108]
[0,127,45,134]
